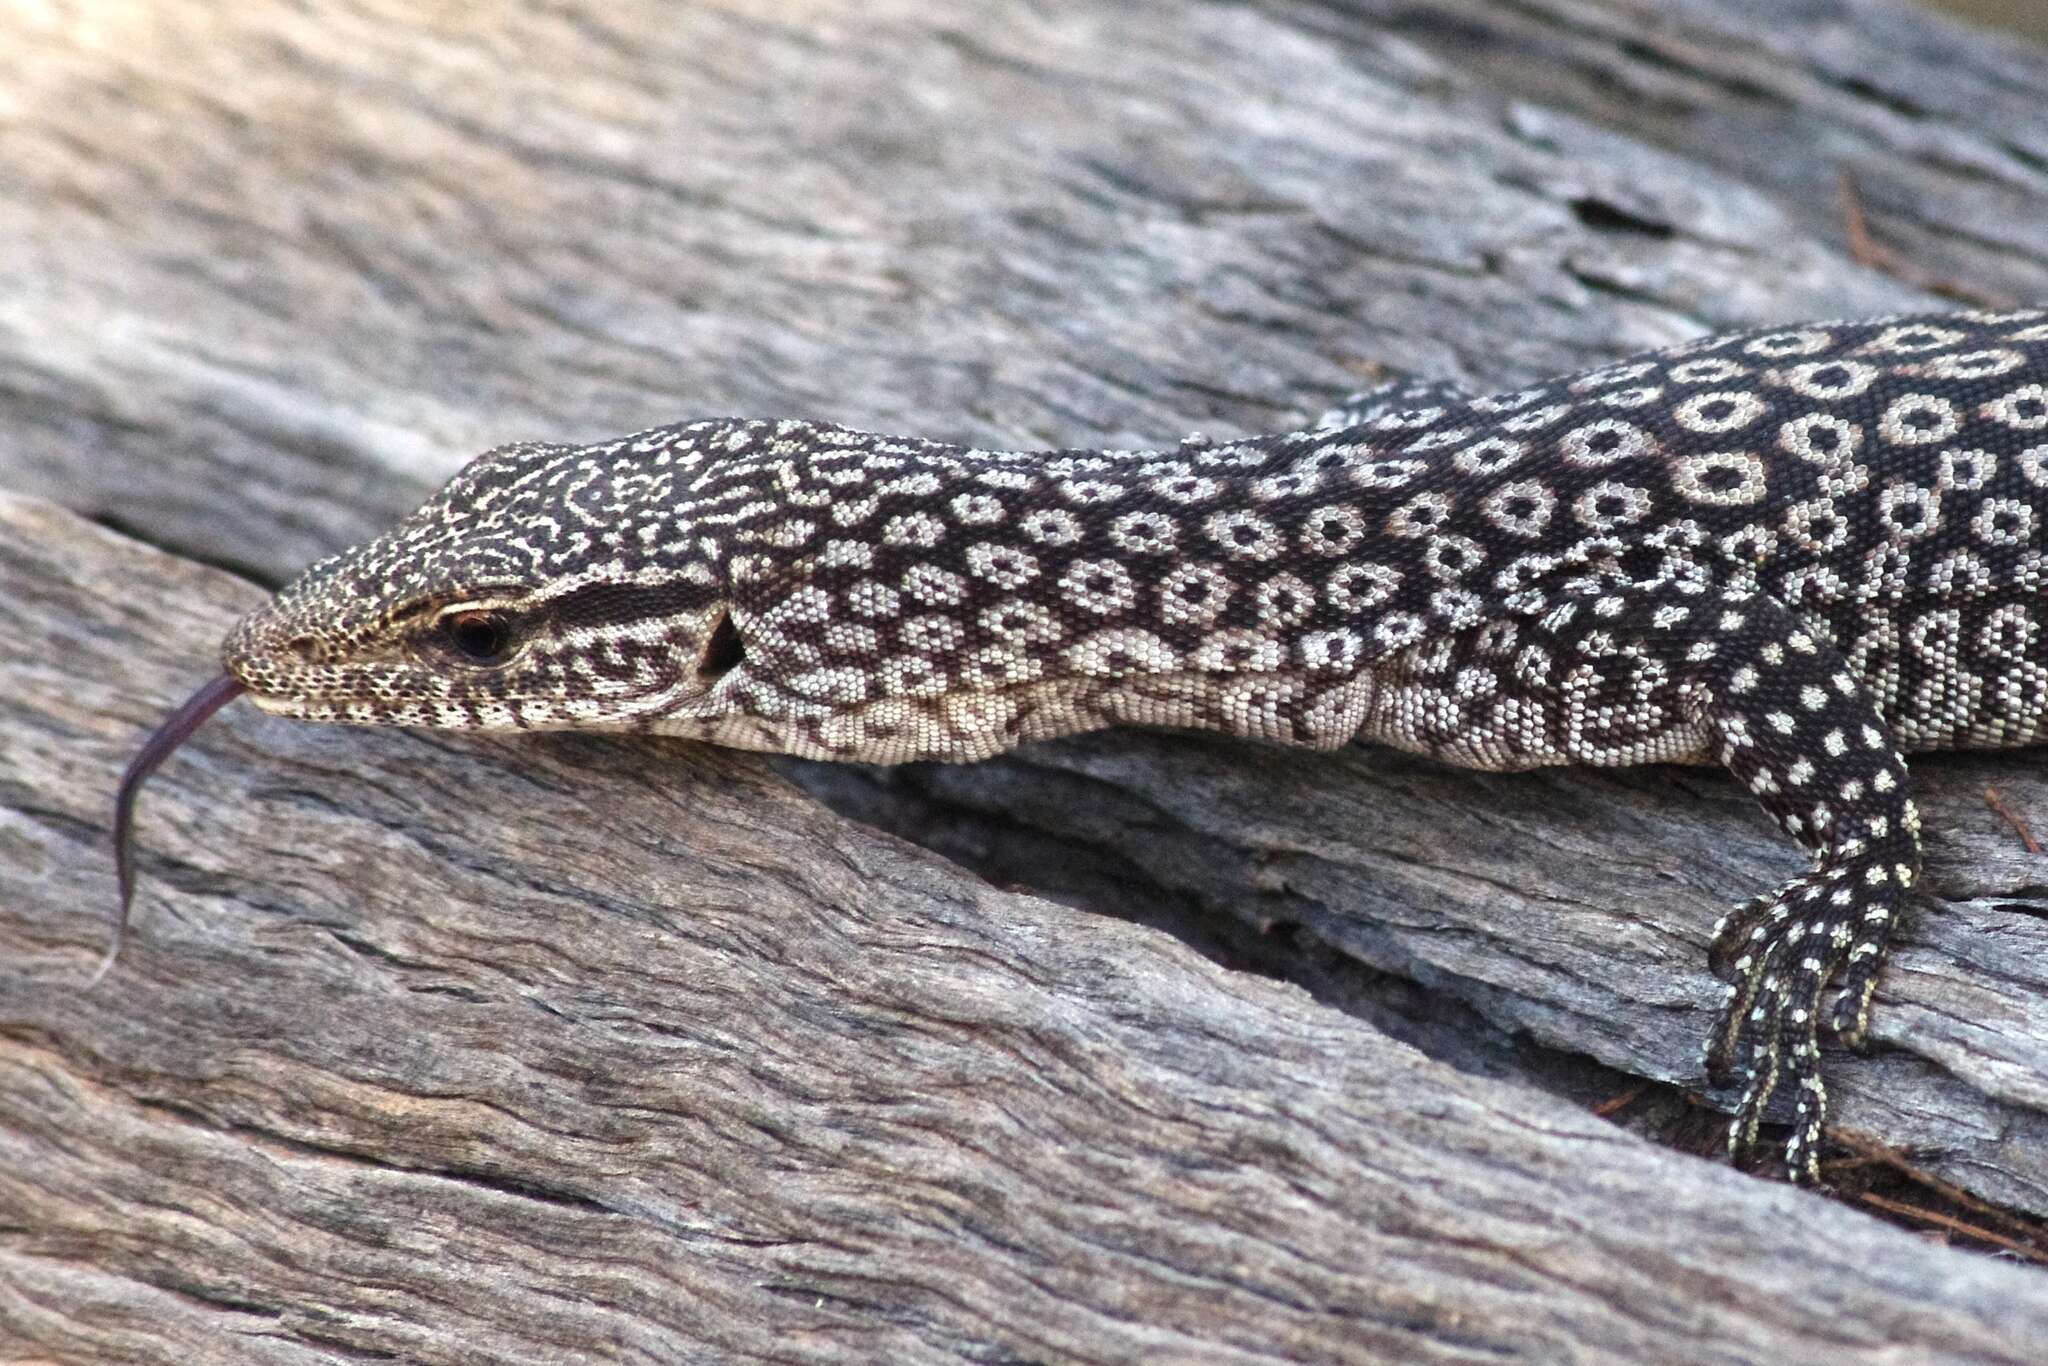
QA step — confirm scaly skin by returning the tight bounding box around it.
[205,307,2048,1180]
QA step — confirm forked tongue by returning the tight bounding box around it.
[103,674,246,983]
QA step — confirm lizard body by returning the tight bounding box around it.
[126,308,2048,1181]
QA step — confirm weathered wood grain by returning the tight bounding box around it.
[4,0,2048,1358]
[0,0,1963,581]
[5,490,2048,1360]
[797,720,2048,1211]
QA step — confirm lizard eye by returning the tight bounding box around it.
[435,609,517,665]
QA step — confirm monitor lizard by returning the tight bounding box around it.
[113,308,2048,1183]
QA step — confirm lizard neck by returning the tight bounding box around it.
[663,421,1418,761]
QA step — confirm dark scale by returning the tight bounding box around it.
[110,307,2048,1185]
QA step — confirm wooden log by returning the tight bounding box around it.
[3,0,1984,584]
[3,0,2048,1356]
[799,719,2048,1213]
[6,489,2048,1359]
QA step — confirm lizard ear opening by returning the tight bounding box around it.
[698,611,745,680]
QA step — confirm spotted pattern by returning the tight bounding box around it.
[223,309,2048,1185]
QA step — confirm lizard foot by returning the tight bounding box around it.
[1702,853,1906,1181]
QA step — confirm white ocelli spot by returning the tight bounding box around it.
[1922,348,2024,381]
[1863,323,1964,354]
[1875,482,1941,542]
[1423,534,1485,581]
[1374,613,1427,649]
[1673,451,1768,507]
[1668,357,1751,385]
[1298,628,1365,673]
[1938,447,1997,491]
[1059,559,1138,616]
[1064,627,1179,677]
[1778,359,1878,400]
[1776,413,1861,466]
[1297,504,1366,557]
[1480,480,1555,538]
[1159,563,1235,625]
[902,563,969,606]
[1254,572,1316,628]
[1107,510,1179,555]
[1783,497,1848,554]
[1206,509,1284,560]
[1743,329,1834,358]
[1558,418,1651,467]
[965,542,1042,590]
[1673,390,1767,434]
[1326,562,1402,615]
[883,511,946,548]
[1984,383,2048,431]
[950,492,1007,525]
[1878,393,1962,445]
[1386,491,1454,539]
[1193,628,1284,672]
[1572,480,1652,530]
[1453,436,1526,475]
[1972,497,2035,548]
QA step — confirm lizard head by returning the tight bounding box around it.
[115,419,784,975]
[222,425,756,732]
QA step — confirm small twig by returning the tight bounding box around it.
[1818,1154,1885,1175]
[1837,170,1901,273]
[1832,1131,1989,1210]
[1835,168,2013,308]
[1831,1130,2048,1247]
[1984,785,2042,854]
[1591,1083,1646,1118]
[1853,1191,2048,1267]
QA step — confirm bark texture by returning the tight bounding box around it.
[3,0,2048,1361]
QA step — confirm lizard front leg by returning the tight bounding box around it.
[1525,578,1922,1179]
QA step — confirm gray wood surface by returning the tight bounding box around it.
[3,0,2047,1360]
[6,490,2047,1361]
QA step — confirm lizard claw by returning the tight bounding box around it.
[1703,856,1905,1181]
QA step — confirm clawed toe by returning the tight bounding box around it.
[1707,888,1778,981]
[1701,858,1903,1181]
